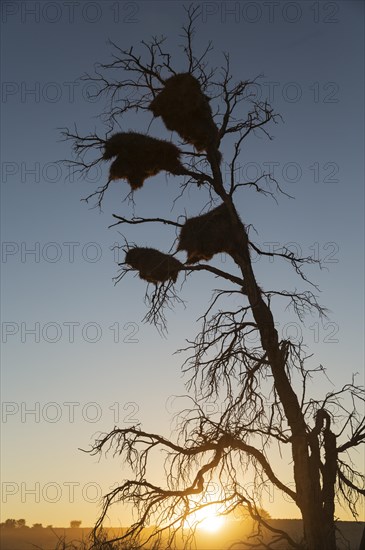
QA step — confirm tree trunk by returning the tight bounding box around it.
[321,427,337,549]
[207,149,337,549]
[233,224,335,549]
[359,525,365,550]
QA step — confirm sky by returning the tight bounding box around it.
[1,0,364,530]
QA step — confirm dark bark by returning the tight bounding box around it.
[207,146,336,549]
[359,525,365,550]
[233,226,329,549]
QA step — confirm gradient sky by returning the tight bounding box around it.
[1,0,364,528]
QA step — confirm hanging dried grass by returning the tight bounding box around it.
[104,132,185,190]
[149,73,219,152]
[125,247,183,283]
[177,204,235,263]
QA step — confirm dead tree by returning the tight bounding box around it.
[64,6,365,549]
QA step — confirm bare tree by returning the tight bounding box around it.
[64,6,365,550]
[70,521,82,529]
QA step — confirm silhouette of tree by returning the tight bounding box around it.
[16,519,26,528]
[0,519,28,529]
[64,6,365,550]
[70,521,82,529]
[3,519,17,529]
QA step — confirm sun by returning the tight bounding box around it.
[198,513,225,533]
[187,504,226,533]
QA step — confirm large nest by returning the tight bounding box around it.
[104,132,185,190]
[149,73,219,152]
[177,204,235,263]
[125,247,183,284]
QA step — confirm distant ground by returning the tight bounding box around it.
[1,521,364,550]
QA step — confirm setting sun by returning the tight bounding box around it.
[198,513,225,533]
[186,504,226,533]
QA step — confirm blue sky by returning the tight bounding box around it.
[1,0,364,527]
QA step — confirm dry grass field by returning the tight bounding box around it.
[1,521,364,550]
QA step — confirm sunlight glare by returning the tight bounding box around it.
[199,513,225,533]
[189,504,226,533]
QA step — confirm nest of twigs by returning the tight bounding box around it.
[125,247,183,283]
[177,204,235,263]
[104,132,185,190]
[149,73,219,152]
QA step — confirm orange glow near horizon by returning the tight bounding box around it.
[184,503,227,533]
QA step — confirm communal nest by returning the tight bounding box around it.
[149,73,219,152]
[125,247,183,284]
[177,204,236,263]
[104,132,185,190]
